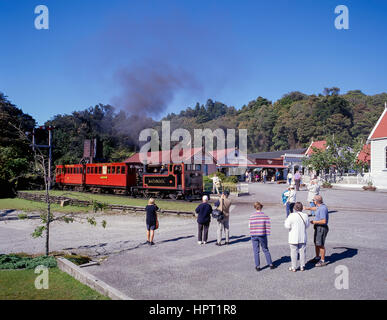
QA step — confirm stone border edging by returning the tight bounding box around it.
[56,257,133,300]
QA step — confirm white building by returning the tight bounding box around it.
[367,106,387,188]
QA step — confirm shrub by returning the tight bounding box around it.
[0,254,57,270]
[322,182,332,188]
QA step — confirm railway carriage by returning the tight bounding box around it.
[55,160,204,200]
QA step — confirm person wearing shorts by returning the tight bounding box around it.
[305,195,329,267]
[145,198,159,245]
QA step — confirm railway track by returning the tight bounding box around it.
[17,192,197,216]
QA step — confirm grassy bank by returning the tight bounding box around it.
[19,190,198,212]
[0,267,109,300]
[0,198,90,213]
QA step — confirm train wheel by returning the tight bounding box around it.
[168,194,177,200]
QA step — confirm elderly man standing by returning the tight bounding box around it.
[214,191,232,246]
[195,195,213,245]
[305,195,329,267]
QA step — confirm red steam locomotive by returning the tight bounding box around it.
[55,162,204,200]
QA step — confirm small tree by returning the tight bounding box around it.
[303,147,333,181]
[13,124,106,256]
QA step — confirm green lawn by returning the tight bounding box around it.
[20,190,198,212]
[0,268,110,300]
[0,198,90,213]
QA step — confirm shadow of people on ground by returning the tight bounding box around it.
[326,247,358,264]
[206,235,250,245]
[305,247,358,269]
[158,235,194,244]
[271,255,291,268]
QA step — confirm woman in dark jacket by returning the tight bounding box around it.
[146,198,159,245]
[195,195,212,245]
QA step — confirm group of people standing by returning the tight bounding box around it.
[250,194,329,272]
[144,181,329,273]
[283,178,321,217]
[286,170,302,190]
[195,191,232,245]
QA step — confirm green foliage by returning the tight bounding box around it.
[303,135,368,178]
[208,172,238,184]
[0,254,57,270]
[92,200,107,213]
[86,216,97,226]
[32,225,46,238]
[322,182,332,188]
[163,89,386,153]
[0,93,35,196]
[17,213,28,220]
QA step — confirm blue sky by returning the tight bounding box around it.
[0,0,386,124]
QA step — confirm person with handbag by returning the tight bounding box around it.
[145,198,159,246]
[284,202,310,272]
[195,195,212,244]
[214,191,232,246]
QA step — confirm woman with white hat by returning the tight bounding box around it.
[284,184,297,217]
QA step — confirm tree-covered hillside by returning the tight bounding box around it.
[163,88,386,152]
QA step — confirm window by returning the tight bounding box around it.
[99,167,102,174]
[385,147,387,169]
[195,164,201,171]
[112,166,115,174]
[87,167,90,174]
[107,167,111,174]
[121,166,125,174]
[80,168,83,174]
[117,166,120,174]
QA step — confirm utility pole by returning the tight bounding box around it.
[30,126,54,189]
[29,125,54,256]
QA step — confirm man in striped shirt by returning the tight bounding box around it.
[249,202,276,271]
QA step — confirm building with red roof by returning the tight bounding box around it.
[367,105,387,188]
[305,140,327,156]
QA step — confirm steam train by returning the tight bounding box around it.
[55,162,204,200]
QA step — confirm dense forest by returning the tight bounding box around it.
[163,88,386,152]
[1,88,386,195]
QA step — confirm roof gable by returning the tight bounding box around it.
[305,140,327,156]
[368,108,387,141]
[124,148,214,164]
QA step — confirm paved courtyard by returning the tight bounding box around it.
[1,183,386,299]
